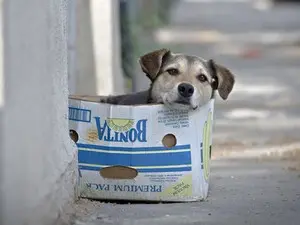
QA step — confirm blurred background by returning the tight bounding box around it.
[1,1,300,224]
[74,0,300,153]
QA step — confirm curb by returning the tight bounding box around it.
[212,142,300,160]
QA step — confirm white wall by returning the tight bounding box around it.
[0,0,3,108]
[1,0,77,224]
[72,0,125,96]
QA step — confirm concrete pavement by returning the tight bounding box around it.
[73,157,300,225]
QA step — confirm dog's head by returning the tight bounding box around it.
[139,48,235,110]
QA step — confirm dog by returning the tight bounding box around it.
[98,48,235,110]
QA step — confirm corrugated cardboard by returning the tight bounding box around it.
[68,95,214,202]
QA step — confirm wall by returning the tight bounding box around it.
[72,0,125,96]
[1,0,77,224]
[0,0,4,222]
[0,0,3,108]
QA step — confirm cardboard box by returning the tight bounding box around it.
[68,95,214,202]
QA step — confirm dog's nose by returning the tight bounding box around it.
[178,83,194,98]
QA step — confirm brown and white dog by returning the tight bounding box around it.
[98,48,235,110]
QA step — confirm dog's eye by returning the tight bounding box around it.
[167,69,179,76]
[197,74,207,82]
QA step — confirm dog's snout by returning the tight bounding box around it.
[178,83,194,98]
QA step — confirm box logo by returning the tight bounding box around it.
[94,117,147,143]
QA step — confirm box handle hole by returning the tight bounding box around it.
[162,133,177,148]
[69,129,79,143]
[100,166,138,179]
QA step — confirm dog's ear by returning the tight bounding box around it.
[139,48,170,81]
[207,59,235,100]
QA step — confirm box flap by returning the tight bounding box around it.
[69,94,101,103]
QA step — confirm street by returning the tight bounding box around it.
[72,1,300,224]
[74,158,300,225]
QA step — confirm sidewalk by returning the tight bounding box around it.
[72,152,300,225]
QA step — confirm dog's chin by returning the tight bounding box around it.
[161,95,199,111]
[164,100,198,111]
